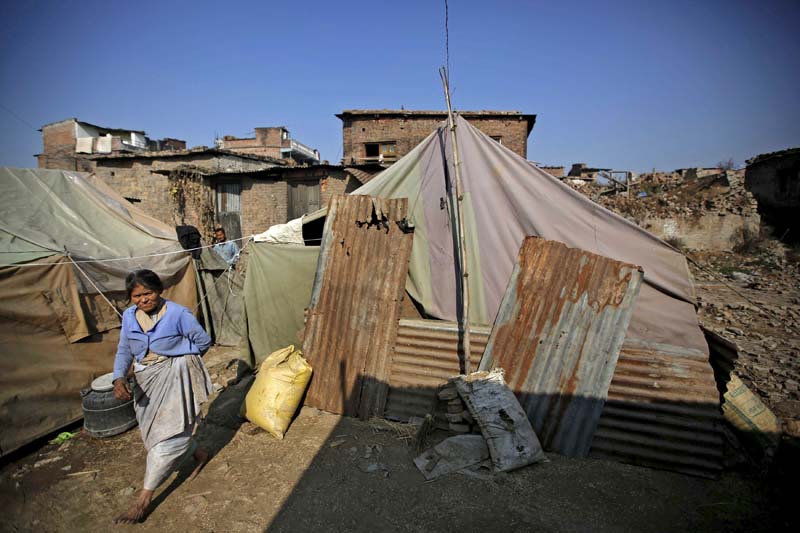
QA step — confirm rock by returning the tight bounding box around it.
[119,486,136,496]
[731,272,751,283]
[33,456,62,468]
[784,420,800,438]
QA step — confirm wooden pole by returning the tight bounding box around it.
[439,67,471,375]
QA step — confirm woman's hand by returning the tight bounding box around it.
[113,378,132,401]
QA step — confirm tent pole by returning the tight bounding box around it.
[439,67,471,375]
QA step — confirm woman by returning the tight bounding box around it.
[112,269,213,524]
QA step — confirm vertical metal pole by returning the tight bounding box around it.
[439,67,471,374]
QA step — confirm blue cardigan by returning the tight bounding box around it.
[112,300,212,381]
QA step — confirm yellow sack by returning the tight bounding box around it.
[241,345,312,439]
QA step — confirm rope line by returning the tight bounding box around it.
[67,255,124,319]
[0,234,254,268]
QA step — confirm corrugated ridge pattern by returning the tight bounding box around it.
[303,195,412,418]
[384,319,491,421]
[590,339,724,478]
[480,237,643,457]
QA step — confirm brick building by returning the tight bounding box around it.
[337,109,536,165]
[91,145,379,240]
[216,126,320,165]
[91,148,283,236]
[193,164,379,239]
[37,118,186,171]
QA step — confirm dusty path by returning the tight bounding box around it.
[0,349,787,532]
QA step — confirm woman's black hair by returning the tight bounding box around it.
[125,269,164,297]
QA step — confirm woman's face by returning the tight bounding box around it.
[130,284,162,314]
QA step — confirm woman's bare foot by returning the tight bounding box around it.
[188,447,209,481]
[113,489,154,524]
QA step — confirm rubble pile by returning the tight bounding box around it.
[590,171,759,226]
[690,244,800,434]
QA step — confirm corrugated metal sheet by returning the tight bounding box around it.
[384,319,491,422]
[302,195,413,419]
[479,237,643,457]
[590,339,724,478]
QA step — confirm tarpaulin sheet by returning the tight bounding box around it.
[0,167,189,293]
[242,243,319,367]
[197,248,244,347]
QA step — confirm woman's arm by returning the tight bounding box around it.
[112,315,134,401]
[179,309,212,355]
[112,316,134,381]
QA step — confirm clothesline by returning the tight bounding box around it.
[0,234,255,268]
[1,231,328,269]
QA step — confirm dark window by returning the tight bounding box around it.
[365,143,379,157]
[490,136,503,144]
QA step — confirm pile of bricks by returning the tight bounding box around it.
[435,381,478,434]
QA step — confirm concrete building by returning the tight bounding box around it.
[216,127,320,165]
[37,118,185,171]
[337,109,536,165]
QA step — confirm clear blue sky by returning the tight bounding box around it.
[1,0,798,172]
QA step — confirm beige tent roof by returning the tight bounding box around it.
[350,116,706,353]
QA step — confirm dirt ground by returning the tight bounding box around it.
[0,343,794,532]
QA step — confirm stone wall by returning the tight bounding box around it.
[643,213,760,251]
[746,152,800,210]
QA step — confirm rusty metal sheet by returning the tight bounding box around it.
[302,195,413,419]
[479,237,643,457]
[590,339,724,478]
[384,319,491,422]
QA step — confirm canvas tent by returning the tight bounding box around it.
[343,115,707,354]
[0,167,197,456]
